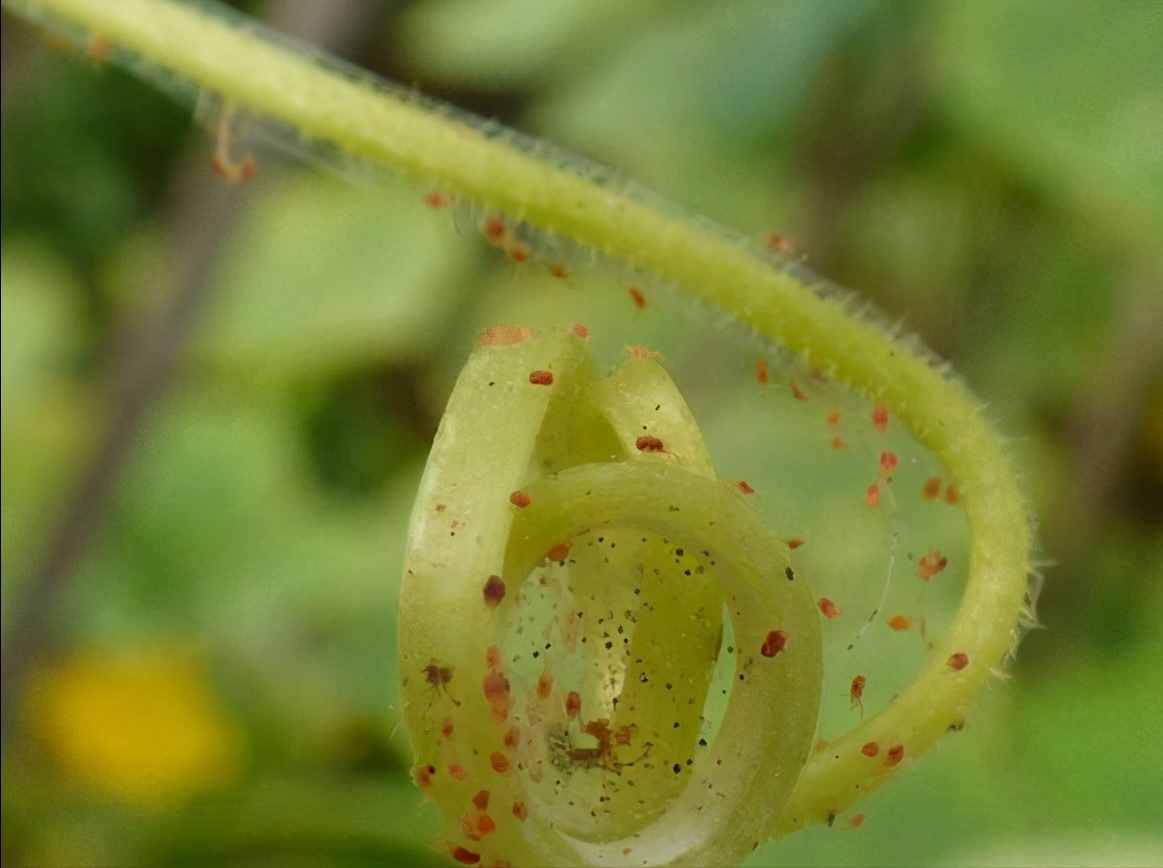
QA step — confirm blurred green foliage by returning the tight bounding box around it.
[2,1,1161,866]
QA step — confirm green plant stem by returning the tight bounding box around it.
[6,0,1034,842]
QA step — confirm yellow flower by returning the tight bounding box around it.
[28,648,242,807]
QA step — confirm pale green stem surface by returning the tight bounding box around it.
[8,0,1035,857]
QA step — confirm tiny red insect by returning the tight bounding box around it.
[944,483,961,505]
[536,670,554,700]
[879,450,898,474]
[472,790,490,811]
[509,490,533,508]
[850,675,866,713]
[872,404,889,433]
[860,741,879,758]
[786,537,805,550]
[737,480,755,495]
[818,598,842,619]
[449,762,467,780]
[451,846,481,865]
[565,691,582,719]
[761,629,788,657]
[490,751,511,773]
[528,369,554,386]
[549,263,569,278]
[503,726,521,750]
[885,743,905,767]
[546,542,571,562]
[572,322,590,338]
[831,435,847,450]
[512,801,528,822]
[756,359,769,384]
[441,718,454,738]
[947,652,970,671]
[628,286,647,309]
[866,482,880,507]
[635,435,665,452]
[922,476,942,501]
[483,214,507,246]
[917,550,948,580]
[826,410,841,427]
[482,574,506,608]
[423,191,449,209]
[415,763,436,788]
[790,381,809,401]
[887,614,912,632]
[850,813,865,829]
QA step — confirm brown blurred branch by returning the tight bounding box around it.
[0,0,387,748]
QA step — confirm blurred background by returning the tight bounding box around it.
[2,1,1161,866]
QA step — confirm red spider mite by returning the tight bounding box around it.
[451,845,481,865]
[626,345,662,360]
[572,322,590,338]
[756,359,769,384]
[849,813,865,829]
[790,382,809,401]
[872,404,889,433]
[423,661,460,705]
[415,763,436,788]
[565,691,582,719]
[787,537,805,550]
[507,242,530,263]
[503,727,521,750]
[472,790,490,811]
[549,263,569,278]
[917,550,948,580]
[636,435,665,452]
[887,614,912,632]
[764,231,797,256]
[831,435,847,450]
[485,645,502,671]
[477,325,532,347]
[944,483,961,505]
[449,762,467,780]
[826,410,842,427]
[628,286,647,309]
[513,801,529,822]
[879,450,898,474]
[866,483,880,507]
[509,490,533,508]
[423,191,449,209]
[546,542,570,562]
[737,480,756,495]
[849,675,866,713]
[761,629,788,657]
[528,369,554,386]
[860,741,879,758]
[922,476,942,501]
[483,671,511,721]
[818,597,842,619]
[536,670,554,700]
[490,751,511,773]
[483,214,507,246]
[483,574,506,608]
[885,743,904,767]
[947,652,970,671]
[441,718,455,738]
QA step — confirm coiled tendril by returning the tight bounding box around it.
[1,1,1037,864]
[400,331,822,867]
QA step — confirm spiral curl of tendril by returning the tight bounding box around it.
[3,1,1038,865]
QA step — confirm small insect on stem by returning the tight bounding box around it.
[423,191,450,209]
[628,286,647,309]
[423,660,461,706]
[761,629,788,658]
[635,435,665,452]
[849,674,866,716]
[818,597,842,620]
[210,109,256,185]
